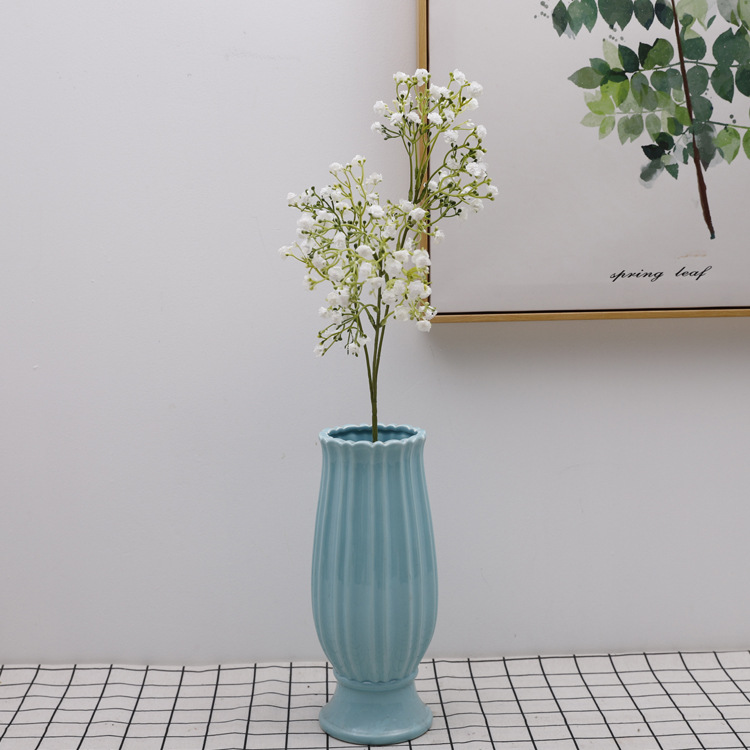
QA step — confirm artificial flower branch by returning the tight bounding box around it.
[280,69,497,441]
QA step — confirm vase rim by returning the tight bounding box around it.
[321,423,425,446]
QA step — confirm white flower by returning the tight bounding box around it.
[394,71,408,83]
[358,262,373,282]
[328,266,345,283]
[488,185,499,198]
[385,257,402,275]
[316,209,336,222]
[373,100,387,115]
[352,154,366,165]
[330,310,343,325]
[466,161,487,177]
[424,306,437,320]
[399,199,414,212]
[369,205,385,219]
[392,280,406,297]
[476,124,487,138]
[318,306,330,318]
[408,280,426,300]
[394,249,410,264]
[443,129,458,144]
[329,162,343,172]
[469,81,484,95]
[338,289,350,308]
[409,207,426,222]
[365,173,383,186]
[428,179,439,191]
[466,97,479,111]
[433,228,445,243]
[367,276,385,291]
[382,288,399,306]
[311,253,326,270]
[278,245,291,258]
[347,342,360,355]
[286,192,297,204]
[407,111,421,124]
[332,231,346,250]
[413,249,431,268]
[417,320,432,332]
[427,112,443,125]
[371,121,383,133]
[394,305,410,321]
[389,112,404,125]
[414,68,430,84]
[452,69,466,83]
[314,344,325,357]
[443,108,456,123]
[357,244,374,260]
[297,215,315,230]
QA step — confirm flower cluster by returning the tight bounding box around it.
[281,69,496,355]
[279,69,496,439]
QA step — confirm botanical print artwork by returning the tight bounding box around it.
[542,0,750,239]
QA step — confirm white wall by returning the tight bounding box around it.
[2,1,750,665]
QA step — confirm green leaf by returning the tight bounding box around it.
[600,115,616,137]
[582,112,606,126]
[581,0,599,29]
[740,0,750,27]
[667,68,683,90]
[674,105,692,126]
[646,112,662,137]
[736,64,750,96]
[603,39,621,68]
[634,0,656,27]
[677,0,709,26]
[552,0,569,35]
[631,71,650,103]
[718,0,740,23]
[619,44,640,71]
[665,162,680,178]
[586,91,616,114]
[599,0,634,29]
[651,69,671,91]
[743,128,750,158]
[713,29,745,67]
[567,0,585,33]
[715,126,742,162]
[602,78,631,105]
[655,0,675,26]
[682,34,707,60]
[569,66,605,88]
[643,37,675,68]
[666,115,685,134]
[686,65,709,96]
[643,143,666,159]
[710,65,735,101]
[641,159,664,181]
[590,57,612,74]
[655,131,676,149]
[691,94,714,120]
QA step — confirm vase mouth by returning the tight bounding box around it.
[321,424,424,445]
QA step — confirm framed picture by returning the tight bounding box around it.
[420,0,750,321]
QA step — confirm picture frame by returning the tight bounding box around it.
[419,0,750,322]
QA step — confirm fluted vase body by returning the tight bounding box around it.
[311,424,438,745]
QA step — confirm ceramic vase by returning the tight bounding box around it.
[311,424,438,746]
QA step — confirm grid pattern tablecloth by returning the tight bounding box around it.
[2,651,750,749]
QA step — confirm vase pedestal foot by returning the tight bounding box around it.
[319,672,432,746]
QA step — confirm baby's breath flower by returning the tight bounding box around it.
[281,70,495,440]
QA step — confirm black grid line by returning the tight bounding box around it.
[2,653,750,749]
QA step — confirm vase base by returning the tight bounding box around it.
[319,673,433,746]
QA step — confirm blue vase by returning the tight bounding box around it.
[311,424,438,746]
